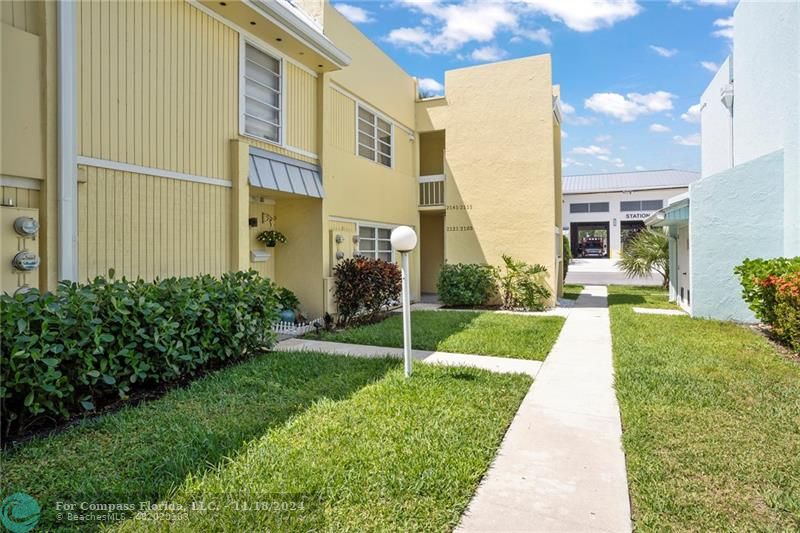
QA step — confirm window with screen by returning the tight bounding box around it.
[641,200,664,211]
[620,201,641,212]
[590,202,609,212]
[570,203,589,213]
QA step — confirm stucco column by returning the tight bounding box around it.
[230,140,250,271]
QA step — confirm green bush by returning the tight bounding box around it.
[774,273,800,352]
[333,257,402,326]
[0,270,278,436]
[734,257,800,324]
[562,235,571,281]
[276,287,300,312]
[498,255,551,311]
[437,263,498,307]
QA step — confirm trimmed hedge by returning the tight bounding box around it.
[437,263,498,307]
[0,270,278,435]
[735,257,800,352]
[333,257,401,326]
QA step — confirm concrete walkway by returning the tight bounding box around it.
[275,337,542,378]
[457,285,631,533]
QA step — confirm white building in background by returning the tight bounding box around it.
[647,0,799,320]
[562,170,699,259]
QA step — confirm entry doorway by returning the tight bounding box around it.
[420,212,445,295]
[570,222,610,258]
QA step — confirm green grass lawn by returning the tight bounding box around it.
[562,284,584,300]
[311,310,565,360]
[609,286,800,532]
[2,352,531,532]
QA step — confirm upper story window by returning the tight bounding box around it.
[357,105,392,168]
[570,202,609,213]
[242,42,282,144]
[621,200,663,212]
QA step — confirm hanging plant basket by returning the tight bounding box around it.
[256,230,287,248]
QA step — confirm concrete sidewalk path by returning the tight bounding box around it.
[275,337,542,378]
[457,285,631,533]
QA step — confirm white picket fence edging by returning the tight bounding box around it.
[272,318,321,336]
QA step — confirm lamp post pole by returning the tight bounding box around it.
[390,226,418,378]
[400,251,412,377]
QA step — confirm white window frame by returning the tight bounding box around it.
[355,103,394,169]
[356,222,395,262]
[239,36,286,147]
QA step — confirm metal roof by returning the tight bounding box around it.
[249,147,324,198]
[563,169,700,194]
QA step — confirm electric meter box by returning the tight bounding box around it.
[2,207,41,294]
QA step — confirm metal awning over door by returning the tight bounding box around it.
[249,147,324,198]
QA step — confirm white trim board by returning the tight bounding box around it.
[76,157,233,188]
[0,176,42,190]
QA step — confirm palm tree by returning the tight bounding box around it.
[617,229,669,287]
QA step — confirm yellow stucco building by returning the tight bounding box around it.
[1,0,563,316]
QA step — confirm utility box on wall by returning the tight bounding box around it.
[1,207,41,294]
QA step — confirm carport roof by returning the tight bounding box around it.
[563,169,699,194]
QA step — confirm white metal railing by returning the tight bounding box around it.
[272,319,320,336]
[418,174,445,207]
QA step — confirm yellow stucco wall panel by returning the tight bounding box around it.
[2,23,44,180]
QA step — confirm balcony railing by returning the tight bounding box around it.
[418,174,445,207]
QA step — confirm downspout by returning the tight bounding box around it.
[57,0,78,281]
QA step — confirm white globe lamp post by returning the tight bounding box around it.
[390,226,417,377]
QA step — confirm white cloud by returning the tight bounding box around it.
[563,157,586,168]
[595,134,611,143]
[700,61,719,72]
[681,103,702,123]
[387,0,518,53]
[334,3,374,23]
[598,155,625,167]
[584,91,675,122]
[635,165,646,171]
[518,0,641,32]
[513,27,552,46]
[649,123,671,133]
[471,45,507,62]
[649,45,677,58]
[560,100,594,126]
[561,129,568,138]
[713,16,734,40]
[673,133,701,146]
[417,77,444,95]
[572,145,610,155]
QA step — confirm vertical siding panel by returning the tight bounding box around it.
[107,0,118,162]
[125,0,133,164]
[132,1,141,165]
[86,168,97,279]
[169,0,177,173]
[78,182,88,281]
[123,171,132,276]
[114,172,124,275]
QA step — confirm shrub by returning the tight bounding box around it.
[734,257,800,324]
[0,270,278,436]
[276,287,300,312]
[562,235,571,281]
[332,257,401,326]
[437,263,498,307]
[617,229,669,287]
[774,272,800,352]
[498,255,551,311]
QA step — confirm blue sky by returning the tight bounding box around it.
[332,0,737,174]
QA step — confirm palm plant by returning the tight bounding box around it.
[617,229,669,287]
